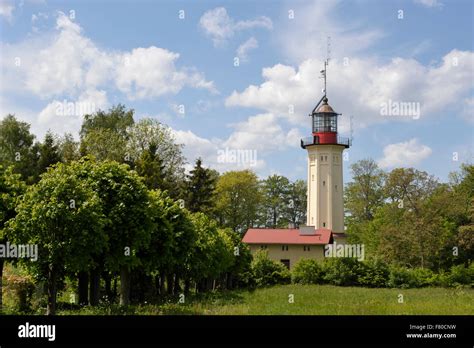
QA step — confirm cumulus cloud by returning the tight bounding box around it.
[172,113,300,173]
[278,0,384,63]
[116,47,216,99]
[0,0,14,22]
[225,50,474,134]
[37,89,108,136]
[199,7,272,46]
[378,138,432,169]
[236,37,258,62]
[1,12,215,101]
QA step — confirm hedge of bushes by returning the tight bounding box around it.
[251,251,473,289]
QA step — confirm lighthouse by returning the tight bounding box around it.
[242,63,351,269]
[300,64,350,239]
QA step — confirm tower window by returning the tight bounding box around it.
[335,185,338,191]
[323,222,326,227]
[312,174,315,181]
[323,180,325,186]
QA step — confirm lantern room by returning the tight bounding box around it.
[301,96,350,149]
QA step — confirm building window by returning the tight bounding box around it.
[312,174,315,181]
[320,156,323,161]
[325,156,328,161]
[335,185,338,191]
[260,245,267,250]
[323,180,325,186]
[281,245,288,251]
[303,246,311,251]
[323,222,326,227]
[280,259,290,269]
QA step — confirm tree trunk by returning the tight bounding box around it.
[173,274,181,294]
[78,271,89,306]
[47,265,57,315]
[0,258,4,313]
[159,271,165,296]
[104,272,112,302]
[120,266,131,306]
[184,278,190,295]
[89,268,100,306]
[166,273,174,295]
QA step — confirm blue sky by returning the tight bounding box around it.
[0,0,473,183]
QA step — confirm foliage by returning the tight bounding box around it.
[291,258,324,285]
[37,131,61,175]
[214,170,263,233]
[0,114,39,183]
[357,259,390,288]
[260,174,290,228]
[322,258,363,286]
[125,118,186,198]
[186,158,217,214]
[79,104,134,162]
[250,250,291,287]
[283,179,307,228]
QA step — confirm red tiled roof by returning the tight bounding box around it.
[242,228,332,245]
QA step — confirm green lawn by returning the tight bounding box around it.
[54,285,474,315]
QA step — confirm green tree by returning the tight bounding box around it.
[82,159,152,306]
[7,162,106,315]
[261,175,290,228]
[37,131,61,175]
[283,179,307,228]
[79,105,134,162]
[57,133,80,163]
[126,118,186,198]
[189,213,233,291]
[0,115,39,183]
[214,170,263,233]
[0,166,26,313]
[186,158,217,213]
[345,159,385,222]
[135,143,165,190]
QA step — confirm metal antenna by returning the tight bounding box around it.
[350,114,354,143]
[320,36,331,97]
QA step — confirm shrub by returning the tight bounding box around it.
[388,266,417,288]
[292,259,324,284]
[250,250,291,287]
[357,259,390,288]
[322,258,362,286]
[388,266,437,288]
[4,273,35,313]
[446,264,473,287]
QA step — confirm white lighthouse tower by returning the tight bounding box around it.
[300,64,350,239]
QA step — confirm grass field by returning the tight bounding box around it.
[51,285,474,315]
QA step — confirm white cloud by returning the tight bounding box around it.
[223,113,299,153]
[37,89,109,136]
[236,37,258,62]
[414,0,443,8]
[225,50,474,133]
[278,0,384,63]
[0,0,14,22]
[378,138,432,169]
[1,12,215,101]
[172,113,301,173]
[116,47,216,100]
[199,7,272,46]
